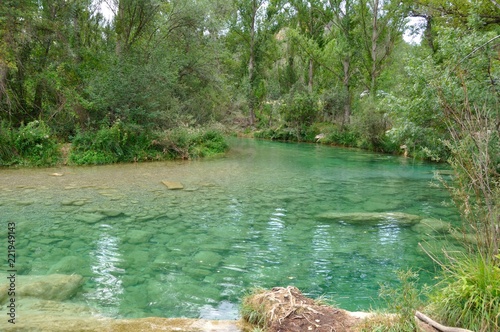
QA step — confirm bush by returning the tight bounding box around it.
[280,92,320,138]
[157,127,228,159]
[12,120,60,166]
[69,121,159,165]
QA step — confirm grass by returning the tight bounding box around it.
[428,253,500,332]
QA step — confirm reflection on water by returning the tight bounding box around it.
[86,225,124,315]
[0,138,459,319]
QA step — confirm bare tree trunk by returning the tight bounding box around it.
[115,0,125,56]
[247,0,258,126]
[370,0,379,95]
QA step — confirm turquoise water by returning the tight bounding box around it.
[0,138,459,319]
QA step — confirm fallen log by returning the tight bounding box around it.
[415,311,474,332]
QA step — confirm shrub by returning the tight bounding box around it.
[157,127,229,159]
[69,121,160,165]
[13,120,60,166]
[280,92,320,139]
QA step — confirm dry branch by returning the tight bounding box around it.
[415,311,474,332]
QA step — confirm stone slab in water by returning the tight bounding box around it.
[316,211,421,225]
[162,180,184,190]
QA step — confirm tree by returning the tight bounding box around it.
[323,0,359,123]
[358,0,407,95]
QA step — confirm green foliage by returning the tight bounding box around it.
[357,269,424,332]
[281,92,319,127]
[429,254,500,331]
[350,99,390,151]
[11,120,60,166]
[0,121,16,165]
[69,121,159,165]
[379,269,423,331]
[158,127,229,160]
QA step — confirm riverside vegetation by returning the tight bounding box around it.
[1,0,499,331]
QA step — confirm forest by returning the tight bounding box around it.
[0,0,499,331]
[0,0,498,165]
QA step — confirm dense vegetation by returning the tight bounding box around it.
[1,0,499,330]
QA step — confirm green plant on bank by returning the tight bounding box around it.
[240,288,268,330]
[69,121,156,165]
[0,120,61,166]
[426,31,500,331]
[159,127,229,159]
[357,269,423,332]
[429,253,500,332]
[69,123,229,165]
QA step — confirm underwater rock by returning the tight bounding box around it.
[126,230,153,244]
[61,200,87,206]
[97,209,123,217]
[48,256,86,275]
[162,181,184,190]
[194,250,222,267]
[412,218,451,235]
[316,211,422,226]
[0,274,83,304]
[74,213,106,224]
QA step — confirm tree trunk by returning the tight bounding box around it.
[308,58,313,93]
[370,0,379,96]
[115,0,125,56]
[247,0,257,126]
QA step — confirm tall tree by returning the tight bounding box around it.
[358,0,407,95]
[324,0,359,123]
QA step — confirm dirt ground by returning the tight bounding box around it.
[241,286,444,332]
[242,286,367,332]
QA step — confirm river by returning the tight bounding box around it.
[0,138,459,319]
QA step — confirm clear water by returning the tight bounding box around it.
[0,138,459,319]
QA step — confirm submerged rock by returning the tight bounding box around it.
[194,250,222,267]
[97,209,124,217]
[412,218,451,235]
[316,211,422,226]
[48,256,87,275]
[126,230,152,244]
[0,274,83,304]
[74,213,106,224]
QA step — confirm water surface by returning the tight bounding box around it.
[0,138,459,319]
